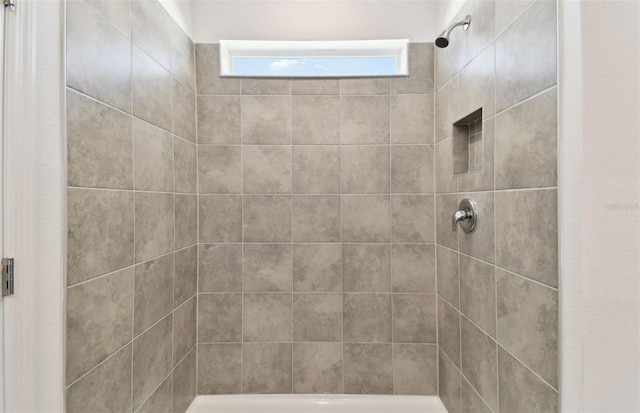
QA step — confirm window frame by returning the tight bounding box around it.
[219,39,410,78]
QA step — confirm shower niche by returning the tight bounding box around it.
[452,108,483,175]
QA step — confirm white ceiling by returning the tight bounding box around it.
[161,0,465,44]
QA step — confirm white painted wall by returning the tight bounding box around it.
[189,1,440,43]
[3,0,65,411]
[435,0,464,30]
[160,0,195,38]
[559,1,640,412]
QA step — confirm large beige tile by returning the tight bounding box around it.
[437,246,459,308]
[461,318,498,411]
[495,189,558,286]
[435,194,458,250]
[343,293,391,342]
[435,77,457,143]
[173,349,196,412]
[291,79,340,95]
[343,344,393,394]
[242,78,290,95]
[173,296,196,364]
[495,0,536,34]
[84,0,131,36]
[197,95,241,144]
[460,255,496,337]
[67,0,131,113]
[390,43,434,94]
[292,96,340,144]
[135,192,174,262]
[131,0,171,69]
[438,297,461,367]
[198,344,242,394]
[455,0,495,67]
[133,119,173,192]
[391,145,434,194]
[132,46,172,132]
[132,316,172,410]
[66,268,133,384]
[244,244,292,292]
[391,195,435,243]
[137,375,171,413]
[243,145,292,194]
[439,349,461,413]
[436,138,457,193]
[498,348,559,413]
[195,44,241,95]
[435,29,462,92]
[293,293,342,342]
[458,44,495,119]
[199,195,242,243]
[392,244,436,293]
[67,344,132,413]
[172,79,196,142]
[293,343,343,393]
[67,188,134,285]
[341,146,389,194]
[242,96,291,144]
[341,78,389,95]
[342,195,390,242]
[458,192,495,263]
[293,244,342,292]
[343,244,390,292]
[174,245,197,307]
[134,254,173,335]
[393,344,437,395]
[170,21,195,90]
[243,195,292,242]
[199,244,242,292]
[175,194,197,250]
[390,95,434,144]
[393,294,437,343]
[292,146,340,194]
[497,269,558,387]
[292,195,341,242]
[495,87,557,189]
[198,293,242,342]
[243,293,292,342]
[198,146,243,194]
[341,96,390,144]
[174,137,197,193]
[461,377,492,413]
[67,89,133,189]
[243,343,292,394]
[495,0,557,111]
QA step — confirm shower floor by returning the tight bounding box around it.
[186,394,448,413]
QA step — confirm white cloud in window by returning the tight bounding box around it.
[269,59,300,71]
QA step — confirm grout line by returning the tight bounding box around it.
[339,80,346,395]
[438,244,559,291]
[289,80,294,395]
[239,78,245,395]
[129,5,135,409]
[462,374,495,413]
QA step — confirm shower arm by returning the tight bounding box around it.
[439,15,471,39]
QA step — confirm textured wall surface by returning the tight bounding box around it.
[434,0,559,412]
[194,43,439,395]
[65,0,197,411]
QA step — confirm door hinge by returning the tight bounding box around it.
[4,0,15,11]
[2,258,14,296]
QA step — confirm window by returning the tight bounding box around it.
[219,39,409,78]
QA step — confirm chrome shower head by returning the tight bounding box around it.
[435,15,471,48]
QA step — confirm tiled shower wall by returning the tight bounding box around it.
[65,0,197,411]
[194,43,439,395]
[434,0,559,412]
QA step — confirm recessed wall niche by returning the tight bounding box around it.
[452,108,483,175]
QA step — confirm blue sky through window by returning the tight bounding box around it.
[233,56,397,76]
